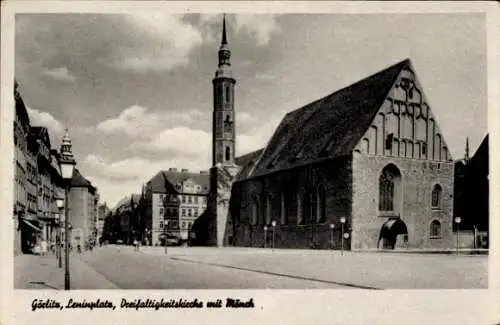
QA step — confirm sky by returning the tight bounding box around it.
[14,13,487,208]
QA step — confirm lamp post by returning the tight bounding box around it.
[55,197,64,268]
[58,129,76,291]
[164,220,169,255]
[454,217,461,254]
[343,233,350,255]
[329,223,335,249]
[263,226,268,248]
[340,217,346,256]
[271,220,276,249]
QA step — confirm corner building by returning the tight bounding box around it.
[231,59,455,250]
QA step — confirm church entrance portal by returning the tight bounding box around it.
[378,218,408,249]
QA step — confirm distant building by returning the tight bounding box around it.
[145,169,209,245]
[453,134,489,247]
[97,202,110,242]
[68,169,98,249]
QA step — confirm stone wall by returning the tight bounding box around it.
[232,156,353,249]
[352,152,454,249]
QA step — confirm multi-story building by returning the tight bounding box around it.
[96,202,110,243]
[30,126,59,246]
[13,81,33,254]
[68,168,97,250]
[145,168,209,245]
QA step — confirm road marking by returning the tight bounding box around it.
[170,257,381,290]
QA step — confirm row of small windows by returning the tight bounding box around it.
[159,194,207,204]
[159,220,193,230]
[250,185,326,226]
[378,164,444,212]
[159,207,199,217]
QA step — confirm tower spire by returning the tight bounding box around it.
[464,136,470,162]
[221,13,228,45]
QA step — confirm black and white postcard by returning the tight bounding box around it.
[1,1,498,325]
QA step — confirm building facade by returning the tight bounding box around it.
[97,203,110,242]
[145,169,209,245]
[230,59,455,250]
[13,81,32,254]
[68,169,98,250]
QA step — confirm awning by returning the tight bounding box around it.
[22,219,43,232]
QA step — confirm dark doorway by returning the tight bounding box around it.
[378,218,408,249]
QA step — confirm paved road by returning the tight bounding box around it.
[77,246,350,289]
[16,245,487,289]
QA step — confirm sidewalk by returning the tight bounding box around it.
[14,251,119,290]
[139,246,488,289]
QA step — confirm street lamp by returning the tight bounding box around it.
[58,129,76,291]
[340,217,346,256]
[55,196,64,268]
[454,217,461,254]
[343,233,350,255]
[263,226,268,248]
[329,223,335,249]
[271,220,276,249]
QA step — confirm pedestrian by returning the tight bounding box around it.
[40,239,47,256]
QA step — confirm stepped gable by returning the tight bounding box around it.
[247,58,411,179]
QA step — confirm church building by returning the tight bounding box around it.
[231,58,455,250]
[193,15,455,250]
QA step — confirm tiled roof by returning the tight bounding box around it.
[147,170,210,195]
[15,81,30,128]
[30,126,52,148]
[246,58,410,179]
[70,168,93,188]
[234,148,264,182]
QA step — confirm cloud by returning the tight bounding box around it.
[255,72,275,81]
[136,126,211,158]
[236,114,282,155]
[107,13,204,73]
[199,14,280,46]
[41,66,76,82]
[81,154,210,207]
[94,105,162,138]
[93,105,205,138]
[234,14,280,46]
[26,106,65,142]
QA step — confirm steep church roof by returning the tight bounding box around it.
[245,58,411,179]
[235,148,264,181]
[148,170,210,195]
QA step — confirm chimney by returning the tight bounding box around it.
[168,168,178,172]
[181,168,188,172]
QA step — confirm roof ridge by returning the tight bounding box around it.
[246,58,411,179]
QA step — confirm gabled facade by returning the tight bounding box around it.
[230,59,455,250]
[145,169,209,245]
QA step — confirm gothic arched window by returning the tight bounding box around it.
[316,184,326,223]
[379,164,402,212]
[430,220,441,238]
[225,146,231,161]
[251,197,259,226]
[225,85,231,102]
[265,195,272,225]
[431,184,442,208]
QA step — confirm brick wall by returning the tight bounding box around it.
[352,152,454,249]
[232,156,353,249]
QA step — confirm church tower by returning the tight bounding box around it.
[206,14,241,247]
[212,14,236,166]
